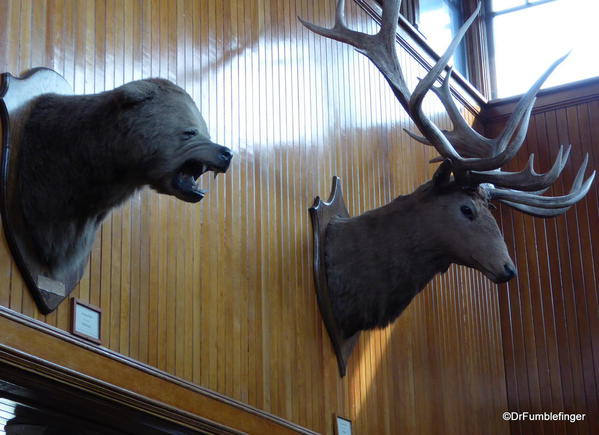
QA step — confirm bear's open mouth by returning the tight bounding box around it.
[172,160,220,203]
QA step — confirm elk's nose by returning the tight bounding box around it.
[503,263,517,280]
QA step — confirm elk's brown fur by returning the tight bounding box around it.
[325,180,513,338]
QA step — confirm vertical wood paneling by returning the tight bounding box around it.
[486,90,599,435]
[0,1,509,433]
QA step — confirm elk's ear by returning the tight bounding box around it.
[114,80,157,107]
[432,159,452,190]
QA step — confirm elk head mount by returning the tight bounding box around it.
[302,1,595,376]
[0,68,232,314]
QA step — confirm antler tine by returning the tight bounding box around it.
[497,201,572,218]
[298,0,371,48]
[466,144,572,191]
[495,153,586,216]
[457,53,568,171]
[407,50,569,172]
[430,68,497,157]
[406,2,482,163]
[299,0,411,108]
[405,67,497,158]
[496,53,569,152]
[379,0,402,47]
[487,154,595,209]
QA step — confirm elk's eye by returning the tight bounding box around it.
[461,205,475,220]
[183,129,198,139]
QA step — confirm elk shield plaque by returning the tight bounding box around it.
[309,176,360,377]
[0,68,74,314]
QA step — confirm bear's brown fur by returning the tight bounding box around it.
[18,78,232,281]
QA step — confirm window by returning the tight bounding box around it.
[418,0,469,79]
[374,0,473,80]
[488,0,599,98]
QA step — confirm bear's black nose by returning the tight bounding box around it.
[501,263,517,281]
[220,147,233,161]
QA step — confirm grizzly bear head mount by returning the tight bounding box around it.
[1,68,232,313]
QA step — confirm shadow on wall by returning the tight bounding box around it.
[343,262,510,434]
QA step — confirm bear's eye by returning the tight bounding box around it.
[460,205,475,221]
[183,129,198,139]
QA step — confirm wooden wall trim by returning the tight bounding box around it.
[0,306,317,435]
[353,0,486,116]
[0,349,237,435]
[483,89,599,434]
[483,76,599,122]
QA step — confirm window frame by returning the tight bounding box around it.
[415,0,470,80]
[370,0,488,100]
[400,0,490,97]
[485,0,560,98]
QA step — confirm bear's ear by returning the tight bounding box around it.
[114,80,157,107]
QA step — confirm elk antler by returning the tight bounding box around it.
[300,0,595,217]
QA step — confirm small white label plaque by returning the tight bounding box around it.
[336,416,352,435]
[71,299,101,343]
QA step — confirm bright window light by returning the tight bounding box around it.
[491,0,525,12]
[492,0,599,98]
[419,0,468,78]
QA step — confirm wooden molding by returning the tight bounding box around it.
[0,306,318,435]
[0,348,236,435]
[482,76,599,122]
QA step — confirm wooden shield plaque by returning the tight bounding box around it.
[0,68,75,314]
[309,177,360,377]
